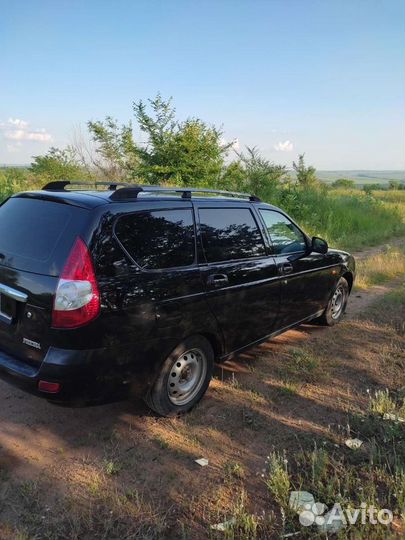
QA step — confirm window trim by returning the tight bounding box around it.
[258,208,309,257]
[113,207,198,272]
[197,206,268,265]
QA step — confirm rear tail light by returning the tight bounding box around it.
[38,380,61,393]
[52,237,100,328]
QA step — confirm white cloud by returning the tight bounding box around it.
[274,140,293,152]
[0,117,52,144]
[7,117,29,129]
[5,128,52,142]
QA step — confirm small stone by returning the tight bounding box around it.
[345,438,363,450]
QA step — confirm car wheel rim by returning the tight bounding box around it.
[331,285,346,319]
[167,348,207,405]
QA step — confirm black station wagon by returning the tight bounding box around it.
[0,182,355,416]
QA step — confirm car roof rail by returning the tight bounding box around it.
[42,180,131,191]
[41,181,261,202]
[110,185,261,202]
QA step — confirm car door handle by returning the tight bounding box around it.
[278,262,293,275]
[207,274,229,288]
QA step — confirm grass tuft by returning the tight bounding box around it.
[265,451,290,507]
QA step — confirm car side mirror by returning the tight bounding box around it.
[311,236,328,254]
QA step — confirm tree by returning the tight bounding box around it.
[226,146,286,195]
[331,178,355,189]
[292,154,318,187]
[87,117,139,180]
[363,184,375,195]
[133,94,230,186]
[31,147,84,180]
[388,180,402,190]
[86,94,231,186]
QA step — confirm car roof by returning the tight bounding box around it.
[12,189,279,211]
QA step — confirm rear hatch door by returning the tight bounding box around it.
[0,195,91,367]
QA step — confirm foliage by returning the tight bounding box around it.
[87,117,139,180]
[87,94,230,186]
[132,94,229,186]
[227,146,287,194]
[363,183,381,194]
[388,180,405,190]
[0,167,42,200]
[292,153,318,187]
[331,178,355,189]
[31,146,86,180]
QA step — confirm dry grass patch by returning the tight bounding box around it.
[355,245,405,289]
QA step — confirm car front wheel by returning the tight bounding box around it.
[144,335,214,416]
[318,276,349,326]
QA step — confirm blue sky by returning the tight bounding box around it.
[1,0,403,169]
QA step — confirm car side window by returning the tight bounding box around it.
[115,209,195,269]
[199,207,266,263]
[259,210,307,255]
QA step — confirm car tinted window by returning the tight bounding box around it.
[0,197,73,262]
[0,197,89,276]
[199,207,266,262]
[259,210,307,254]
[115,209,195,269]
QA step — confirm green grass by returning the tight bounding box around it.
[356,246,405,289]
[263,393,405,538]
[103,460,122,476]
[369,388,405,417]
[285,349,320,382]
[265,452,290,507]
[224,461,245,481]
[373,190,405,204]
[256,184,404,251]
[210,489,268,540]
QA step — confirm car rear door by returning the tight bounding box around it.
[195,202,280,354]
[257,208,338,329]
[111,202,220,377]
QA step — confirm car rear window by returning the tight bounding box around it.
[0,197,89,276]
[115,209,195,269]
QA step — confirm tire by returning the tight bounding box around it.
[144,335,214,416]
[317,276,349,326]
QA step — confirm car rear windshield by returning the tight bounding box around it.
[0,197,89,276]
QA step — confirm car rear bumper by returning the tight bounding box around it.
[0,345,127,403]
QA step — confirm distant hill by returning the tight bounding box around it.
[0,164,30,170]
[315,170,405,186]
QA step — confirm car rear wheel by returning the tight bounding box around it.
[318,276,349,326]
[144,335,214,416]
